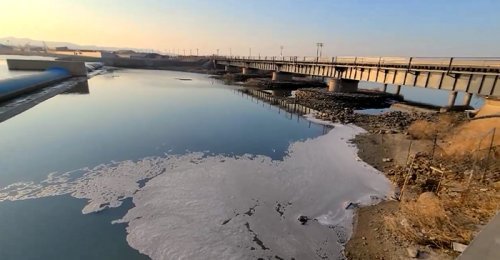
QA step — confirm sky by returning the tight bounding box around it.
[1,0,499,57]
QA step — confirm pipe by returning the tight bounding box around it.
[0,68,70,102]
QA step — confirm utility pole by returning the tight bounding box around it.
[280,45,284,57]
[316,42,324,58]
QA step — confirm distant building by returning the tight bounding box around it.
[114,50,136,55]
[28,46,44,52]
[101,51,120,59]
[0,44,13,51]
[130,53,163,59]
[55,46,70,51]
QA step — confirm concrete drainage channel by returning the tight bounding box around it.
[0,59,104,122]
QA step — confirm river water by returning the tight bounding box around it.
[0,60,392,259]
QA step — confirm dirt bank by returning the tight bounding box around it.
[345,112,499,259]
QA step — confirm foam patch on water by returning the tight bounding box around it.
[304,113,336,126]
[0,124,392,259]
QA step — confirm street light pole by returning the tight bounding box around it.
[280,45,284,57]
[316,42,324,58]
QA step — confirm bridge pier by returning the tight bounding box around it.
[272,71,293,81]
[382,84,388,93]
[395,85,402,95]
[463,93,473,107]
[447,91,458,108]
[327,78,359,93]
[242,67,257,75]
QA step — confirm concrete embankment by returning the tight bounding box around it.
[102,57,211,72]
[6,59,88,76]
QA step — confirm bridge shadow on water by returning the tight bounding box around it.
[233,88,331,135]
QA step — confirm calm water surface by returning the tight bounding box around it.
[0,67,325,259]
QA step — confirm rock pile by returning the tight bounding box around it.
[295,88,428,130]
[295,88,402,110]
[244,78,327,89]
[356,111,434,132]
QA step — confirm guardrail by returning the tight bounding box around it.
[215,56,500,70]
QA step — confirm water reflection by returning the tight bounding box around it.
[265,89,292,97]
[358,81,484,108]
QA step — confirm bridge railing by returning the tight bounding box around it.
[218,56,500,69]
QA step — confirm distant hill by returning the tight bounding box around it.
[0,36,151,53]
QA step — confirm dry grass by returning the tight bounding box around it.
[385,187,499,248]
[383,110,499,252]
[442,117,500,158]
[407,114,458,140]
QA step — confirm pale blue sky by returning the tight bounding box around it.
[1,0,499,56]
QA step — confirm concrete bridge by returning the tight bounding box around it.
[216,56,500,107]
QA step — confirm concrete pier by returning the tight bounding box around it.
[382,83,388,92]
[242,67,257,75]
[272,71,293,81]
[447,91,458,107]
[327,78,359,93]
[395,85,402,95]
[463,93,473,106]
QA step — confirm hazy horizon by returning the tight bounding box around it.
[1,0,500,57]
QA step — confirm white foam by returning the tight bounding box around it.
[304,112,336,126]
[0,124,392,259]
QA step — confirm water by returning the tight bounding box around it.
[1,65,381,259]
[0,69,324,185]
[358,81,484,108]
[354,108,393,115]
[0,196,148,260]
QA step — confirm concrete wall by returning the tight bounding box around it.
[327,78,359,93]
[102,57,209,69]
[6,59,88,76]
[272,71,293,81]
